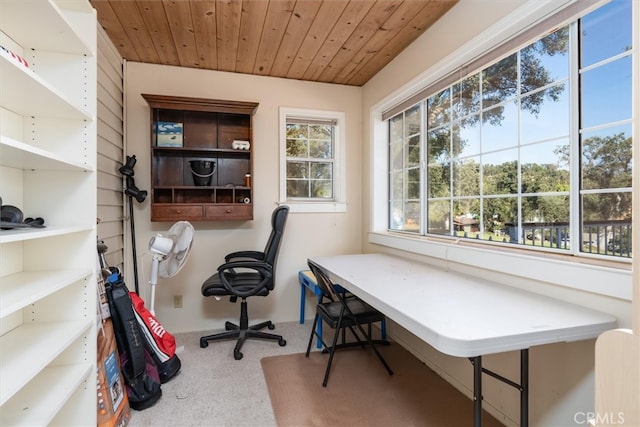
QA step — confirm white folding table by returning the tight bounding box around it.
[311,253,618,427]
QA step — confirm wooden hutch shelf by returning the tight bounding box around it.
[142,94,258,222]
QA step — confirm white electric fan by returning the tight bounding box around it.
[147,221,195,314]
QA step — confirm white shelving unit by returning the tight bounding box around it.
[0,1,97,425]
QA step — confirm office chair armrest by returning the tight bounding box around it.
[224,251,266,274]
[225,250,265,262]
[218,260,273,298]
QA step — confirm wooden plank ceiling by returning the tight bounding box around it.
[90,0,458,86]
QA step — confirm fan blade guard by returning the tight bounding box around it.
[159,221,194,279]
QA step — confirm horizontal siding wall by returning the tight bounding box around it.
[96,24,124,270]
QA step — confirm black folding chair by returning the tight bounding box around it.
[305,259,393,387]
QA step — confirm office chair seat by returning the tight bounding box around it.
[202,272,271,298]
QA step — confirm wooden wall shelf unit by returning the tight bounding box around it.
[142,94,258,222]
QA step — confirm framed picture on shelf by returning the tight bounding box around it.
[156,121,183,147]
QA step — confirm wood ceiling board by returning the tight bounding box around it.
[109,0,160,64]
[137,0,179,66]
[302,0,375,81]
[191,0,218,70]
[215,0,243,71]
[334,0,430,85]
[269,0,322,78]
[91,1,138,61]
[235,0,270,74]
[318,0,403,83]
[347,0,457,86]
[285,0,349,80]
[162,0,199,67]
[252,0,296,76]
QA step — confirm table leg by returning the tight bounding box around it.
[521,349,529,427]
[473,355,483,427]
[299,281,305,324]
[472,349,529,427]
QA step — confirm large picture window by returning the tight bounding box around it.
[387,0,632,259]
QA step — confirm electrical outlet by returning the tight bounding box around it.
[173,295,183,309]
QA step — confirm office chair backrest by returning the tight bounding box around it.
[263,205,290,285]
[307,259,339,302]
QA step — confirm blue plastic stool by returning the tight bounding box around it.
[299,270,386,349]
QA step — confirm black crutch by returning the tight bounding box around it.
[119,155,147,295]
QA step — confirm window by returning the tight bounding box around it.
[386,0,632,259]
[286,118,335,199]
[279,108,346,213]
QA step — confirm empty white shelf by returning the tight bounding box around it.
[0,54,93,120]
[0,269,91,318]
[0,320,92,405]
[0,135,92,171]
[0,364,92,426]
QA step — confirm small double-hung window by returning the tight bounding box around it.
[286,117,335,199]
[279,108,346,212]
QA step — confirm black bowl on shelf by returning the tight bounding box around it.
[1,204,23,230]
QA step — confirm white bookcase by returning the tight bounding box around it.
[0,1,97,425]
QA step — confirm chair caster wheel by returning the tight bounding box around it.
[234,351,243,360]
[200,339,208,348]
[268,323,275,330]
[279,339,287,346]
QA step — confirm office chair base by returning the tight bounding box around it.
[199,300,286,360]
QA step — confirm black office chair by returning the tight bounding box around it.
[199,205,289,360]
[305,259,393,386]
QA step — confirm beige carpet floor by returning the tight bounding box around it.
[262,343,504,427]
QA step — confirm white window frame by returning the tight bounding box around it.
[368,0,636,301]
[279,107,347,213]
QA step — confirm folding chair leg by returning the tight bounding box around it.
[354,321,393,376]
[306,313,320,357]
[322,314,345,387]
